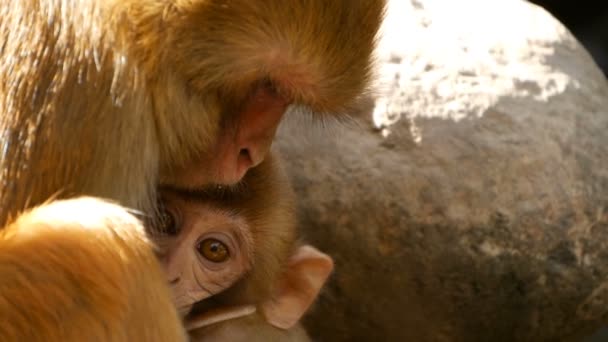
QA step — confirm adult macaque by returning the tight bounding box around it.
[154,155,333,341]
[0,0,386,227]
[0,0,384,339]
[0,198,187,341]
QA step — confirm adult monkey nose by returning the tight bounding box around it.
[162,81,290,187]
[214,83,290,185]
[207,83,290,185]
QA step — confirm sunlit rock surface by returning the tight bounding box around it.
[276,0,608,340]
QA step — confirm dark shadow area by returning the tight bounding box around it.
[531,1,608,76]
[586,328,608,342]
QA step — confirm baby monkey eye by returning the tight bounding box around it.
[197,238,229,263]
[157,204,178,236]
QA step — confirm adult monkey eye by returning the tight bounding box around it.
[197,238,229,263]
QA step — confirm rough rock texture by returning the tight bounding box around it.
[275,0,608,341]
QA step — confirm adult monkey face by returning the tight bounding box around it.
[157,0,387,187]
[0,0,386,225]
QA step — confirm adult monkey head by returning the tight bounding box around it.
[0,0,386,226]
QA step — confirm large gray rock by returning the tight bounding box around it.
[276,0,608,341]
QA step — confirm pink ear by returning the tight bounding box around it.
[261,245,334,330]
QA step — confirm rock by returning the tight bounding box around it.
[275,0,608,340]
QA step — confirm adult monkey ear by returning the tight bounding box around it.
[261,245,334,330]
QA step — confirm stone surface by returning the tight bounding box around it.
[276,0,608,340]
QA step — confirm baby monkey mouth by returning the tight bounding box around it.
[178,304,194,318]
[173,290,211,318]
[172,294,196,318]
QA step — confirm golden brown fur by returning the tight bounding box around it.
[0,198,186,342]
[0,0,385,339]
[0,0,386,226]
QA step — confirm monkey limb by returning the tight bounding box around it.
[190,314,313,342]
[0,198,186,342]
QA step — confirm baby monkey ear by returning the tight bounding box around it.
[261,245,334,330]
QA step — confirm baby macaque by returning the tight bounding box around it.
[152,154,332,341]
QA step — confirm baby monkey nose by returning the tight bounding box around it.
[168,276,180,285]
[162,257,181,285]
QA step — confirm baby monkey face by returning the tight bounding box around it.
[153,191,254,317]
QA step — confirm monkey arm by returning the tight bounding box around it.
[0,198,187,342]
